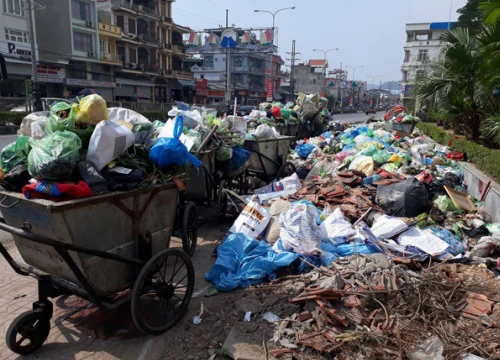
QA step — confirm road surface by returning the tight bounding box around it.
[0,135,17,151]
[333,111,383,124]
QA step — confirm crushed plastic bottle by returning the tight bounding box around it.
[407,336,444,360]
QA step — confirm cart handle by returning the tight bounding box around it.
[0,196,20,209]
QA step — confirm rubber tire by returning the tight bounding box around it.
[217,180,228,222]
[181,201,198,257]
[6,310,50,355]
[131,249,195,335]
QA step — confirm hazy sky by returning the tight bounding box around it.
[173,0,468,83]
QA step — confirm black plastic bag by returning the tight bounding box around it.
[102,168,145,192]
[376,179,431,217]
[0,165,31,192]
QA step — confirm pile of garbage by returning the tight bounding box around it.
[0,95,244,200]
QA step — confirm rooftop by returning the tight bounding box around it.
[308,59,328,67]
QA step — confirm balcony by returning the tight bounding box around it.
[98,23,122,38]
[173,70,192,79]
[161,16,172,23]
[173,44,185,54]
[140,63,162,74]
[100,52,122,63]
[113,0,159,19]
[139,33,158,44]
[159,42,172,52]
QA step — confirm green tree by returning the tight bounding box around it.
[457,0,483,34]
[480,0,500,24]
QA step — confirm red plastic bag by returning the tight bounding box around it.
[271,107,282,118]
[446,152,465,161]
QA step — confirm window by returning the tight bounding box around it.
[234,57,243,67]
[128,47,137,63]
[71,0,91,21]
[128,18,136,34]
[203,56,213,69]
[5,28,28,43]
[416,34,429,41]
[116,15,124,29]
[418,49,428,61]
[73,31,93,52]
[416,70,425,80]
[99,39,106,54]
[404,50,410,62]
[3,0,25,17]
[402,71,408,82]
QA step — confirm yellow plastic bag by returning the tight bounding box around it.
[74,94,109,125]
[389,154,403,163]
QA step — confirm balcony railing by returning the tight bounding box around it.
[173,44,185,54]
[117,0,159,18]
[173,70,192,79]
[100,53,122,62]
[98,23,121,36]
[140,33,158,43]
[160,43,172,49]
[140,63,161,73]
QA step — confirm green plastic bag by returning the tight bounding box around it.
[152,120,165,130]
[186,130,202,152]
[359,144,378,156]
[0,136,30,173]
[343,155,356,166]
[381,163,398,173]
[486,223,500,236]
[434,195,461,214]
[281,109,291,120]
[216,146,233,161]
[45,102,76,134]
[372,150,391,164]
[28,131,82,180]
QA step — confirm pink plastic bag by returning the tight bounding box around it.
[335,150,354,163]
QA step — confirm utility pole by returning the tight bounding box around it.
[27,0,41,111]
[225,9,231,105]
[287,40,298,101]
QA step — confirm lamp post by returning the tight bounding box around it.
[345,66,364,108]
[313,48,338,97]
[254,7,295,102]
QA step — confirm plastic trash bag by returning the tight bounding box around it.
[185,130,202,152]
[254,173,302,195]
[372,150,391,164]
[296,143,315,159]
[381,162,399,173]
[253,124,276,140]
[86,120,135,171]
[370,215,411,239]
[149,116,202,169]
[271,106,281,118]
[348,155,374,176]
[74,94,109,125]
[434,195,461,213]
[45,102,76,133]
[376,179,431,217]
[407,336,444,360]
[231,146,250,169]
[278,202,326,255]
[108,107,153,144]
[205,233,298,291]
[429,226,465,255]
[18,112,49,139]
[230,196,271,239]
[216,146,233,161]
[28,131,82,180]
[0,136,30,173]
[321,207,356,240]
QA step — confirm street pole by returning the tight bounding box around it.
[289,40,297,101]
[27,0,41,111]
[225,9,231,105]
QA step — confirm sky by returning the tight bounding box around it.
[173,0,468,84]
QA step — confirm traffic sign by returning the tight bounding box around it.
[340,81,347,89]
[329,81,335,87]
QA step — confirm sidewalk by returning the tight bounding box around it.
[0,216,228,360]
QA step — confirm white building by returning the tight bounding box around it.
[0,0,38,97]
[400,22,455,106]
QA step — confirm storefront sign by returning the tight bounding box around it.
[266,80,273,102]
[37,64,64,83]
[238,90,248,96]
[0,42,32,61]
[66,78,116,88]
[195,78,208,96]
[207,89,225,98]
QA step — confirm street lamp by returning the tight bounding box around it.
[345,65,364,81]
[367,75,382,89]
[254,7,295,101]
[313,48,339,96]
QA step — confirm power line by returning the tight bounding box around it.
[173,7,224,24]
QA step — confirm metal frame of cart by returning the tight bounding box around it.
[0,183,195,355]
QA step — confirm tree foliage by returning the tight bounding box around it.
[458,0,484,34]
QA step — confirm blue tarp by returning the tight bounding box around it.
[205,233,299,291]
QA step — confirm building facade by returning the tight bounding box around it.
[0,0,193,105]
[400,22,455,106]
[293,60,327,95]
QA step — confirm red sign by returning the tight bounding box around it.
[369,99,374,106]
[266,80,273,102]
[207,89,225,98]
[195,79,208,97]
[349,96,354,106]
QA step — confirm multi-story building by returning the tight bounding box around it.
[0,0,39,98]
[293,60,327,95]
[400,22,455,106]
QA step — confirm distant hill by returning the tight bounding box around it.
[367,81,400,91]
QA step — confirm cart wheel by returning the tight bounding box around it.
[131,249,195,335]
[6,310,50,355]
[279,161,297,178]
[181,201,198,257]
[217,180,228,222]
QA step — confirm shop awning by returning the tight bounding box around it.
[178,79,195,90]
[169,79,183,90]
[273,93,283,101]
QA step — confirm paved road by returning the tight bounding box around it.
[0,135,17,151]
[333,111,383,124]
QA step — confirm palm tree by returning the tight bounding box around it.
[416,28,487,139]
[480,0,500,24]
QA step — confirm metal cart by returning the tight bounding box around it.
[243,136,297,183]
[0,183,195,355]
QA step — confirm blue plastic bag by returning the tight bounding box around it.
[205,233,298,291]
[231,146,251,169]
[149,115,202,168]
[429,226,465,255]
[296,143,315,159]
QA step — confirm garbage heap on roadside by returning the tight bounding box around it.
[206,119,500,358]
[243,92,329,139]
[0,95,250,201]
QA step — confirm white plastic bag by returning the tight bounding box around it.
[370,215,411,239]
[168,107,203,129]
[253,124,276,140]
[108,107,153,144]
[159,119,194,151]
[86,121,135,170]
[18,112,49,139]
[279,202,325,255]
[229,196,271,239]
[320,208,356,240]
[254,173,302,195]
[348,155,374,176]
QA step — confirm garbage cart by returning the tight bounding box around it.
[243,136,296,182]
[0,183,195,355]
